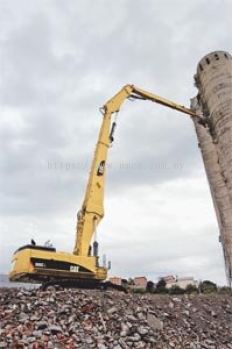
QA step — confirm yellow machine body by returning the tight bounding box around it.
[9,84,199,287]
[10,245,106,284]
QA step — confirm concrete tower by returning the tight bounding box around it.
[192,51,232,285]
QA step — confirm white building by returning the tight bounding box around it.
[161,275,198,289]
[176,277,198,289]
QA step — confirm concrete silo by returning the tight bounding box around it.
[192,51,232,285]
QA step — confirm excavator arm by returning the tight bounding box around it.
[73,84,200,257]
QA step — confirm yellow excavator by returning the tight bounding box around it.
[9,85,200,289]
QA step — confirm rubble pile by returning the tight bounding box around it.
[0,288,232,348]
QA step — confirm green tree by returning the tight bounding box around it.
[128,278,134,285]
[155,278,168,294]
[146,280,155,293]
[199,280,217,293]
[169,285,185,295]
[133,288,146,294]
[218,286,232,294]
[185,284,199,294]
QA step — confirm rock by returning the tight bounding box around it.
[183,309,190,316]
[0,288,232,348]
[18,312,29,321]
[107,306,118,314]
[52,343,65,349]
[28,336,36,343]
[127,333,141,342]
[84,335,94,344]
[147,313,163,330]
[31,329,41,336]
[37,320,48,330]
[137,326,149,335]
[50,325,63,334]
[127,314,137,321]
[30,314,41,321]
[136,312,145,320]
[98,344,107,349]
[0,342,7,348]
[120,322,129,337]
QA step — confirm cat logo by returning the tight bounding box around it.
[70,265,79,272]
[97,161,105,176]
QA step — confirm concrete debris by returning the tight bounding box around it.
[146,314,163,331]
[0,288,232,348]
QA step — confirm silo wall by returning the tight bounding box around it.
[193,51,232,284]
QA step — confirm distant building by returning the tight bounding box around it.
[176,277,198,289]
[162,275,176,289]
[160,275,198,289]
[133,276,147,289]
[110,275,197,291]
[109,277,122,286]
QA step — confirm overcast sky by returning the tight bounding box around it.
[1,0,231,285]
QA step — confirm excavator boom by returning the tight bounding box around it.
[73,84,200,257]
